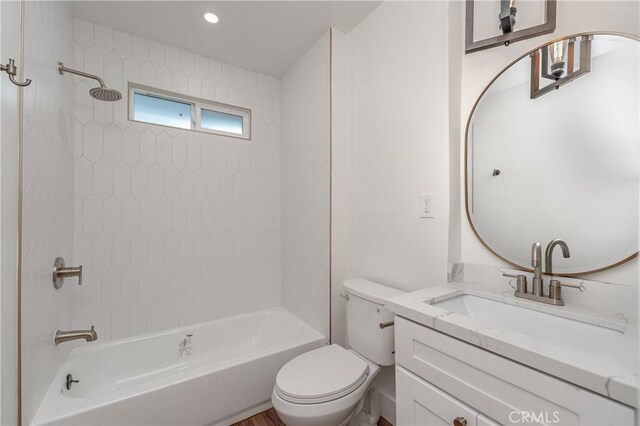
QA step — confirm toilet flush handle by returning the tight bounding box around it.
[379,321,394,329]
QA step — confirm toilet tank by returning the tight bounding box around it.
[343,279,405,366]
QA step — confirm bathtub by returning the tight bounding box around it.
[31,308,324,426]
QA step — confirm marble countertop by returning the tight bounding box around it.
[385,281,639,408]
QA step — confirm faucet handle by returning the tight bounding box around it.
[550,279,584,292]
[502,273,527,294]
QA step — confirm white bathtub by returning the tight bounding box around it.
[32,308,324,426]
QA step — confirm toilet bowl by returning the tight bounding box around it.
[272,279,404,426]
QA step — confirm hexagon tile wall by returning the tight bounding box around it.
[72,18,282,341]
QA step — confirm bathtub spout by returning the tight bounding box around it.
[54,326,98,345]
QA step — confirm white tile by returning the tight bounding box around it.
[83,121,103,162]
[122,127,140,165]
[149,41,165,68]
[94,24,113,54]
[172,200,187,233]
[172,70,188,94]
[74,19,94,48]
[132,36,149,63]
[103,124,123,165]
[141,62,157,87]
[131,233,149,266]
[156,199,172,233]
[187,75,202,97]
[69,23,284,346]
[140,201,157,235]
[165,46,180,72]
[131,164,149,201]
[172,135,187,169]
[164,167,180,201]
[114,31,132,59]
[84,46,104,78]
[103,196,122,236]
[180,50,195,76]
[93,233,112,274]
[82,196,103,236]
[93,159,113,200]
[148,165,165,201]
[113,162,131,200]
[74,157,93,200]
[139,129,156,167]
[215,82,228,103]
[157,66,173,91]
[74,82,94,124]
[123,57,141,85]
[122,197,140,235]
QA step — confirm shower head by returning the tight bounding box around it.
[89,86,122,102]
[58,62,122,102]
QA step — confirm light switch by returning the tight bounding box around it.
[420,193,435,218]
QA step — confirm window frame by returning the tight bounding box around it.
[128,82,252,140]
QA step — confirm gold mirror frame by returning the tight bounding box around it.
[464,31,640,276]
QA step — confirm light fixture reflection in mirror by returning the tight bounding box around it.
[530,35,592,99]
[548,39,568,78]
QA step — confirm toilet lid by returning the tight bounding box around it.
[275,345,370,404]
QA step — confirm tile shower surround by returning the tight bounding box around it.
[72,18,282,341]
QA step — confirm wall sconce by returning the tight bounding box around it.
[466,0,556,54]
[498,0,517,36]
[530,35,592,99]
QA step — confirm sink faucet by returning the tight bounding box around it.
[54,326,97,345]
[545,239,570,275]
[503,240,582,306]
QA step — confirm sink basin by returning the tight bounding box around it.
[430,294,636,369]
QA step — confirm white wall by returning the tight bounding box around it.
[331,2,454,423]
[334,0,451,296]
[72,19,282,341]
[457,0,640,285]
[20,1,75,423]
[280,31,331,339]
[0,1,20,423]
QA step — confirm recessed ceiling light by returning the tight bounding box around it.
[204,12,219,24]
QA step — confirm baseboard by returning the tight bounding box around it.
[379,387,396,425]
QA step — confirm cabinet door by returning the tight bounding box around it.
[397,366,480,426]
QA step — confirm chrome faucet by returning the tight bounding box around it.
[503,240,582,306]
[54,326,97,345]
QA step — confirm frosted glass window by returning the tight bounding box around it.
[133,92,192,129]
[201,109,244,135]
[129,83,251,139]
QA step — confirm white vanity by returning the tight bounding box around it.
[386,279,638,426]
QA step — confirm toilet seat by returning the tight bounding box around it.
[275,345,370,404]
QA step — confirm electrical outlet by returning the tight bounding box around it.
[420,193,435,218]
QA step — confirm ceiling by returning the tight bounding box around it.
[71,1,382,78]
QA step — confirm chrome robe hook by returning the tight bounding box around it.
[1,58,31,87]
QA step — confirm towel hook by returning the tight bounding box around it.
[1,58,31,87]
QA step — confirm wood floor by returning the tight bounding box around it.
[231,408,393,426]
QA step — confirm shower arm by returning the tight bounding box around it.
[58,62,106,88]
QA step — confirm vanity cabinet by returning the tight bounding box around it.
[394,317,635,426]
[397,366,498,426]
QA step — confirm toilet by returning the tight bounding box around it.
[272,279,405,426]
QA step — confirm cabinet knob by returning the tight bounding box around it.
[453,417,467,426]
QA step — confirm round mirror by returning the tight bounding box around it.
[466,33,639,275]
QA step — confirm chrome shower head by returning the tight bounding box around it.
[89,86,122,102]
[58,62,122,102]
